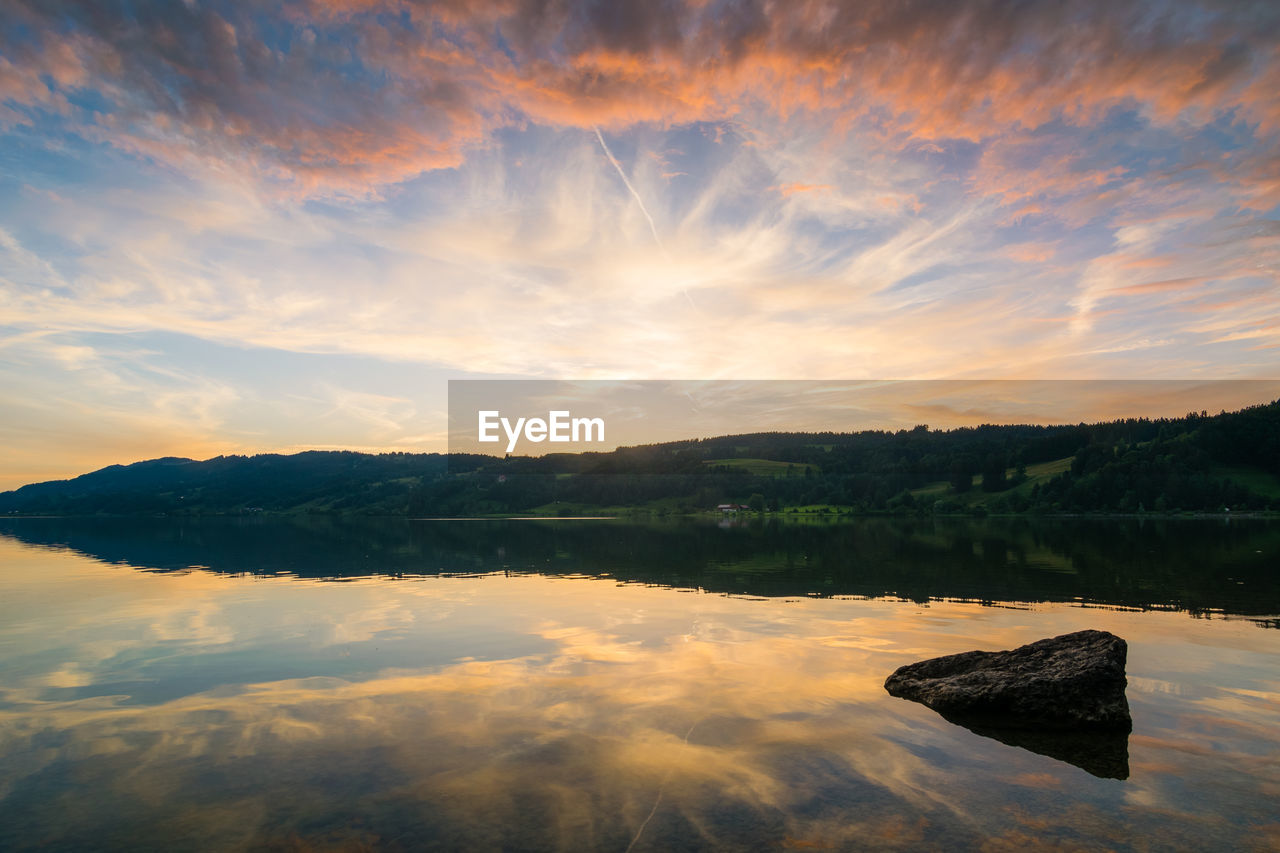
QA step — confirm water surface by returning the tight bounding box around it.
[0,517,1277,851]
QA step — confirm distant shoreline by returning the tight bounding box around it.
[3,510,1277,521]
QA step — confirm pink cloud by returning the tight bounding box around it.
[1111,277,1210,296]
[772,183,831,197]
[2,0,1276,199]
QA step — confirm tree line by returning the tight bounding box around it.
[2,400,1277,516]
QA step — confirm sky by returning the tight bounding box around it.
[1,0,1279,488]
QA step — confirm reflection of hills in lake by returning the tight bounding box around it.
[1,516,1277,624]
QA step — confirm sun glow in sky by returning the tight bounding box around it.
[1,1,1279,487]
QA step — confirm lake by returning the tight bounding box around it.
[0,516,1277,851]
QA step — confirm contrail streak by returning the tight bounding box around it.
[593,127,698,309]
[624,718,701,853]
[594,126,664,252]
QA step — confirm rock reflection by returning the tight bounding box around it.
[937,713,1130,779]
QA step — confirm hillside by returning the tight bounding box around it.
[2,401,1278,517]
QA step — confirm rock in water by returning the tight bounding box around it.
[884,630,1131,731]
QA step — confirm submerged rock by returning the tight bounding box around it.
[884,629,1132,732]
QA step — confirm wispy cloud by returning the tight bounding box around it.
[0,0,1278,483]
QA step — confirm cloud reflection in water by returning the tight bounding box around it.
[0,531,1278,850]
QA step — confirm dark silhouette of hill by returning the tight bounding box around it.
[1,400,1277,516]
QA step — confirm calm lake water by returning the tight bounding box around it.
[0,516,1278,851]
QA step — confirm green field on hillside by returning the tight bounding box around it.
[1212,465,1280,501]
[704,458,817,477]
[911,456,1075,505]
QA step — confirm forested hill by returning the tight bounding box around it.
[2,400,1279,517]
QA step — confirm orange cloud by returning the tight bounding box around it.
[773,183,831,197]
[1004,243,1057,264]
[3,0,1277,199]
[1111,277,1211,295]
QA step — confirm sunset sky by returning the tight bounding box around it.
[2,0,1279,488]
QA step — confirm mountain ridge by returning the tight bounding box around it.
[3,401,1278,516]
